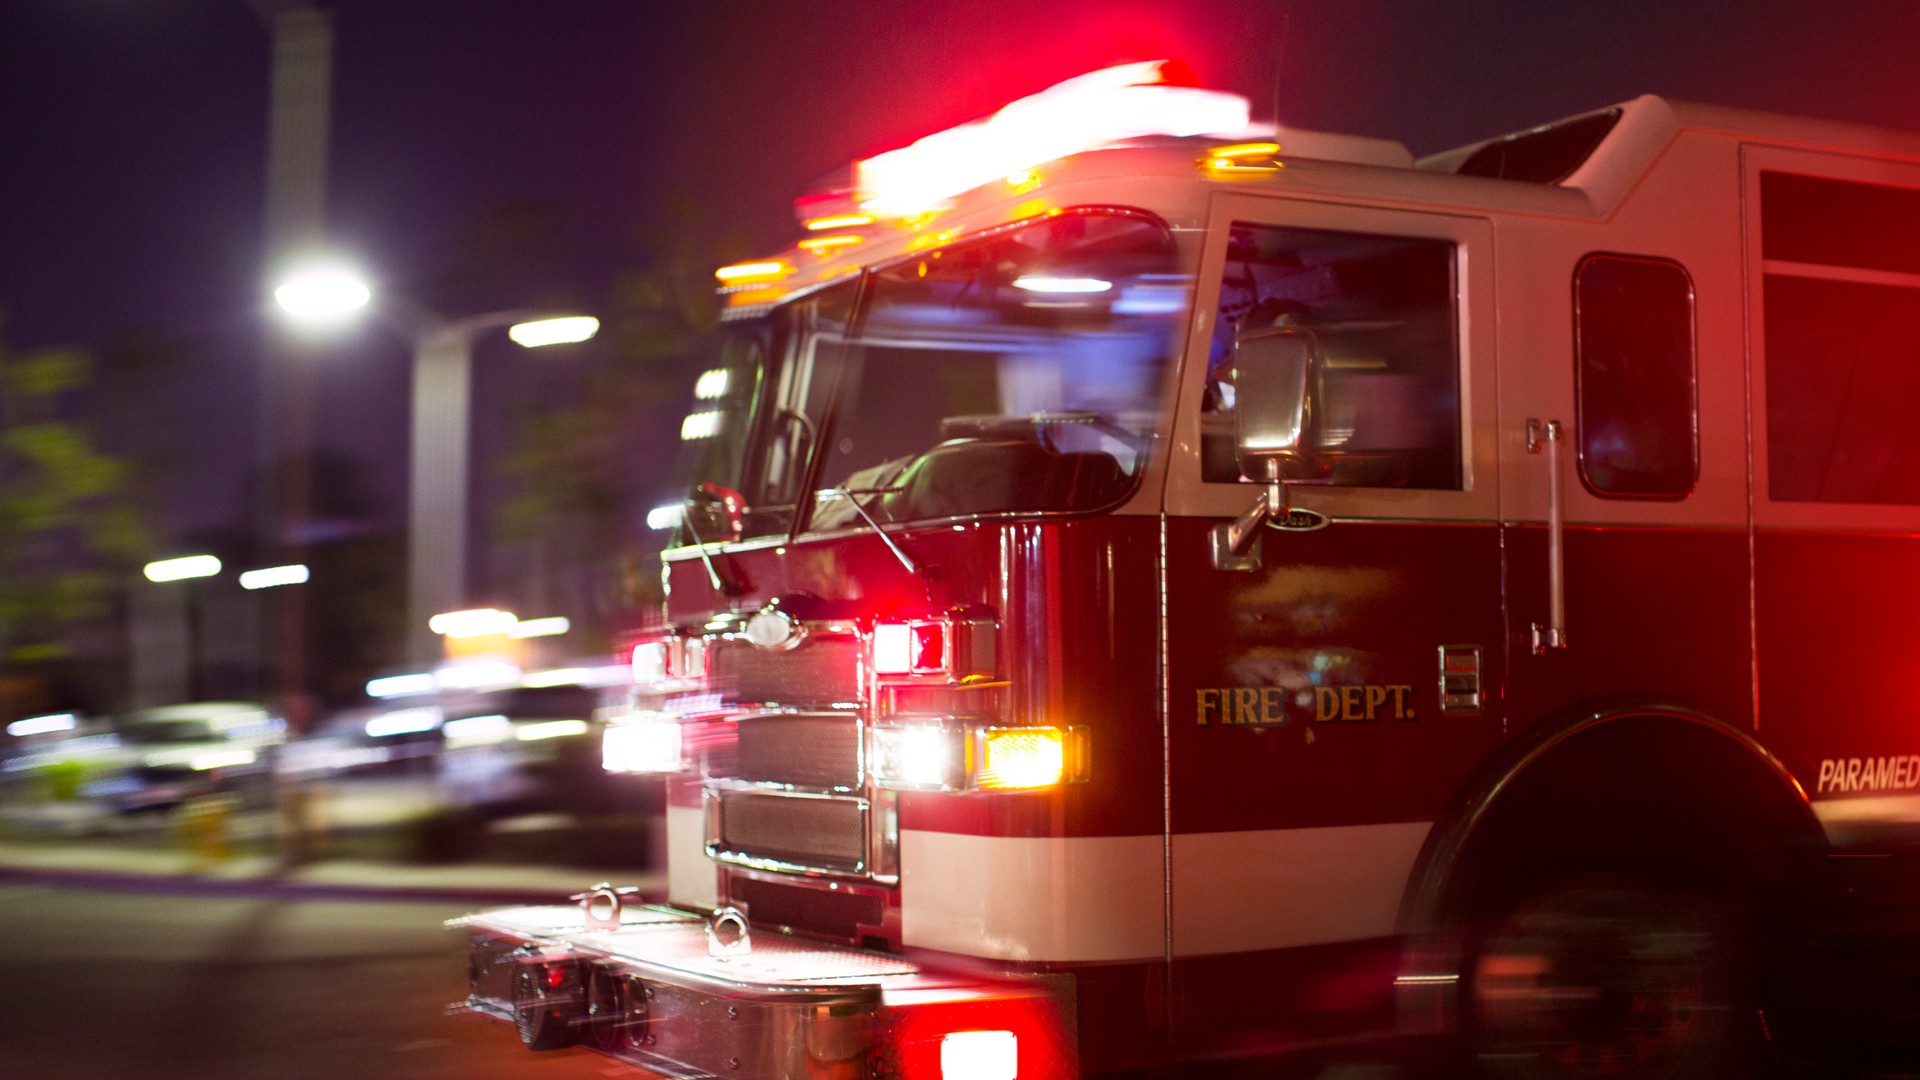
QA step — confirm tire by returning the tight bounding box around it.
[1463,881,1754,1080]
[510,958,582,1051]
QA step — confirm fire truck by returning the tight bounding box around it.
[454,61,1920,1077]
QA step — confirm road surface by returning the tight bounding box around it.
[0,881,609,1080]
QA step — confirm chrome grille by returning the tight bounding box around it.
[707,634,862,707]
[716,713,861,791]
[715,792,867,873]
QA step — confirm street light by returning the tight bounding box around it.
[406,309,600,664]
[272,261,370,326]
[134,555,223,705]
[267,271,600,665]
[143,554,222,583]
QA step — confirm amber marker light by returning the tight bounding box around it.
[976,727,1090,791]
[798,235,863,255]
[1203,142,1284,175]
[803,213,874,231]
[714,260,791,284]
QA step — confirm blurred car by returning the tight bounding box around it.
[1,711,115,800]
[80,702,285,812]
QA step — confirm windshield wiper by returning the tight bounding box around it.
[817,487,928,578]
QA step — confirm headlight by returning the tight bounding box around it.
[871,724,1089,792]
[871,724,966,790]
[602,716,685,774]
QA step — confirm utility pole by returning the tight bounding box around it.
[250,0,335,867]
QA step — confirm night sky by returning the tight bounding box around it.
[5,0,1920,549]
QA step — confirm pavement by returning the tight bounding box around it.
[0,777,668,906]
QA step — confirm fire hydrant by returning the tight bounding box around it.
[181,792,237,870]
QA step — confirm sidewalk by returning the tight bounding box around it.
[0,792,667,906]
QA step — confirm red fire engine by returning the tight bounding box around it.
[455,61,1920,1077]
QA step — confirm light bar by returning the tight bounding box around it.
[1203,141,1284,175]
[508,616,570,639]
[646,503,684,531]
[798,235,863,255]
[508,315,600,348]
[144,554,221,582]
[803,213,874,231]
[714,260,790,284]
[6,713,76,738]
[239,564,309,590]
[855,60,1251,218]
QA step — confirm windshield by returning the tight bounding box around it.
[667,210,1189,544]
[810,211,1186,530]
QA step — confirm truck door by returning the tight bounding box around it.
[1741,146,1920,845]
[1495,213,1751,733]
[1160,195,1501,1048]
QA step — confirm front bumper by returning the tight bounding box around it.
[453,903,1074,1079]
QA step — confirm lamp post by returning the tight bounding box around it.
[133,555,223,706]
[406,311,598,664]
[273,275,597,665]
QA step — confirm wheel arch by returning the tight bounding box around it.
[1394,697,1823,1030]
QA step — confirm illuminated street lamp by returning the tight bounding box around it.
[143,554,222,583]
[239,564,311,590]
[267,260,598,665]
[133,555,223,705]
[405,310,599,664]
[272,261,370,326]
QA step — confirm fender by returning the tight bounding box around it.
[1392,696,1821,1034]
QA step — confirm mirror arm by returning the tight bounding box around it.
[1225,463,1288,556]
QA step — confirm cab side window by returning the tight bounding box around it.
[1762,171,1920,504]
[1573,254,1698,498]
[1204,223,1461,489]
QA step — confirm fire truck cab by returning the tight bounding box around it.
[457,63,1920,1077]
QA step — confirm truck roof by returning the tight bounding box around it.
[717,93,1920,318]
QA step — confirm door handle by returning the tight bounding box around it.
[1527,418,1567,653]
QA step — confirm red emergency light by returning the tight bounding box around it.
[854,59,1253,218]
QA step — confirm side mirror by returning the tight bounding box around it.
[1213,327,1330,570]
[1232,326,1330,484]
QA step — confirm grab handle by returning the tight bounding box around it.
[1527,418,1567,653]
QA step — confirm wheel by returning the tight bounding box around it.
[1464,882,1752,1079]
[510,957,582,1051]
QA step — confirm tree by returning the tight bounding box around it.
[490,196,740,640]
[0,319,147,707]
